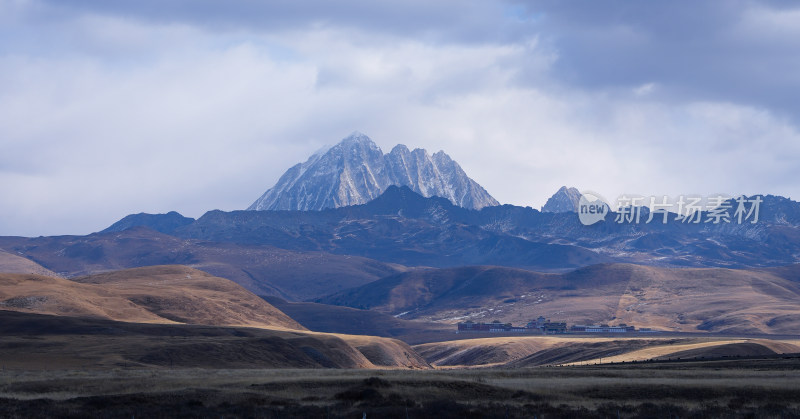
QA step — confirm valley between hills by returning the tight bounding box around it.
[3,260,800,417]
[2,253,800,372]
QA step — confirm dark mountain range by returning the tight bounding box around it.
[175,186,800,269]
[182,186,607,269]
[248,132,498,211]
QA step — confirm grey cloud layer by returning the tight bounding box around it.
[515,0,800,119]
[32,0,800,118]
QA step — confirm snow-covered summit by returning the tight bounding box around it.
[248,132,499,211]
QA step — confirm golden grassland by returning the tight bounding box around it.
[0,250,59,277]
[0,266,305,330]
[414,335,800,368]
[338,264,800,335]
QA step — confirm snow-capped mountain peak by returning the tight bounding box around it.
[248,132,499,211]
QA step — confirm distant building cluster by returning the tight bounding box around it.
[457,316,641,334]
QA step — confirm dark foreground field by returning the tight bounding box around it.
[2,357,800,418]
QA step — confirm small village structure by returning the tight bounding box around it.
[457,316,639,334]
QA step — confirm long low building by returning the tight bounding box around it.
[570,324,636,333]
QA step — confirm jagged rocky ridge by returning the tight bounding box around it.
[248,132,499,211]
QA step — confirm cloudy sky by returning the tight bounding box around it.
[2,0,799,236]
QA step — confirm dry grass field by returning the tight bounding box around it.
[0,266,305,330]
[0,265,434,371]
[0,309,431,371]
[2,358,800,418]
[0,250,59,277]
[415,336,800,368]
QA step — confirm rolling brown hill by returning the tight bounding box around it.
[414,336,800,368]
[318,263,800,334]
[0,249,59,277]
[0,265,304,330]
[0,310,430,369]
[0,267,432,369]
[0,227,406,300]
